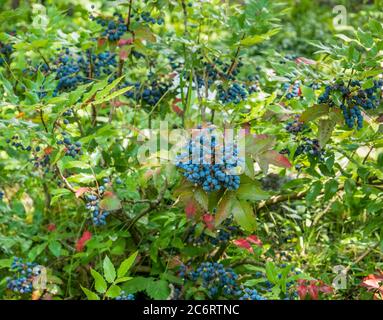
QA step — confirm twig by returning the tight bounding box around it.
[126,179,168,231]
[55,164,77,194]
[344,242,380,273]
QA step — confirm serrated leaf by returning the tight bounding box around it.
[48,241,62,257]
[115,277,133,284]
[81,286,100,300]
[99,193,122,211]
[300,104,330,123]
[105,285,121,298]
[117,251,138,278]
[306,181,323,205]
[237,182,270,201]
[215,191,235,226]
[232,198,257,232]
[146,280,170,300]
[91,269,107,294]
[324,179,339,201]
[103,255,116,283]
[193,188,209,211]
[245,134,276,156]
[318,119,336,148]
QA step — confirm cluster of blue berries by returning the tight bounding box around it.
[179,262,240,298]
[341,104,363,129]
[124,79,171,107]
[57,133,82,158]
[115,291,135,300]
[0,190,4,201]
[6,257,40,294]
[217,83,248,105]
[175,126,242,192]
[6,135,32,152]
[32,150,50,170]
[294,138,323,159]
[282,80,301,99]
[53,49,116,94]
[318,80,383,129]
[135,12,164,25]
[178,262,266,300]
[187,218,240,246]
[0,41,13,65]
[285,115,308,135]
[85,178,111,226]
[63,108,74,125]
[239,287,265,300]
[92,13,128,41]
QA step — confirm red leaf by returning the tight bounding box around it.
[319,283,334,294]
[262,150,292,168]
[76,230,92,252]
[297,284,308,300]
[119,49,129,61]
[308,281,320,300]
[97,38,107,47]
[172,104,184,116]
[75,187,90,198]
[202,214,215,230]
[361,273,383,292]
[46,223,56,232]
[246,235,262,247]
[185,201,197,219]
[44,146,53,155]
[118,38,133,46]
[295,57,316,65]
[233,238,254,253]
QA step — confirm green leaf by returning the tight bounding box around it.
[215,191,236,226]
[324,180,339,201]
[232,198,257,232]
[103,255,116,283]
[48,241,62,257]
[90,269,107,294]
[146,279,170,300]
[117,251,138,278]
[318,119,336,148]
[105,285,122,298]
[300,104,329,123]
[99,193,122,211]
[81,286,100,300]
[306,181,323,205]
[237,182,270,201]
[115,277,133,284]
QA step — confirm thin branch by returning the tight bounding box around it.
[126,179,168,231]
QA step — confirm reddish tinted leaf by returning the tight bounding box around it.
[246,235,263,247]
[295,57,316,65]
[233,238,253,253]
[297,284,308,300]
[44,146,54,155]
[185,201,197,219]
[307,281,319,300]
[119,49,129,61]
[361,273,383,292]
[76,230,92,252]
[172,104,184,116]
[202,214,215,230]
[46,223,56,232]
[99,192,122,211]
[75,187,90,198]
[260,150,292,168]
[97,38,107,47]
[118,38,133,46]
